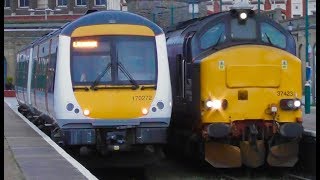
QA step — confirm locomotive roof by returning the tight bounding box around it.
[165,11,228,35]
[165,10,275,36]
[61,10,163,36]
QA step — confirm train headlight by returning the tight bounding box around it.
[206,100,222,110]
[83,109,90,116]
[142,108,148,115]
[294,100,301,108]
[239,12,247,20]
[280,99,301,110]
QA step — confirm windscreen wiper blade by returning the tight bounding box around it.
[264,33,274,46]
[90,63,111,90]
[117,62,139,90]
[73,86,89,91]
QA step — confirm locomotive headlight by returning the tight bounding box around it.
[142,108,148,115]
[206,100,222,109]
[83,109,90,116]
[239,12,247,20]
[280,99,301,110]
[294,100,301,108]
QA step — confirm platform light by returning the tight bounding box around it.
[83,109,90,116]
[73,41,98,48]
[142,108,148,115]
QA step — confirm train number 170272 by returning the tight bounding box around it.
[132,96,152,101]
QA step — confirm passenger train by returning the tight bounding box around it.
[165,7,303,168]
[15,10,172,157]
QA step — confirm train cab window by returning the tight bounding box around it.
[230,18,256,40]
[200,23,226,49]
[71,39,112,84]
[116,37,156,84]
[260,22,286,49]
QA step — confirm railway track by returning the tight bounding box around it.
[284,173,314,180]
[219,173,314,180]
[20,110,316,180]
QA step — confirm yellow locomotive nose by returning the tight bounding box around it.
[201,45,302,124]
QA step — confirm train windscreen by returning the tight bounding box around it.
[71,36,157,87]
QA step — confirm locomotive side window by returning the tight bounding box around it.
[200,23,226,49]
[231,18,256,40]
[260,22,286,49]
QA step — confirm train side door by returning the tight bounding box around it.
[183,31,196,103]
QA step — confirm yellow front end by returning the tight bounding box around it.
[71,24,157,119]
[200,45,303,168]
[201,45,302,123]
[74,87,155,119]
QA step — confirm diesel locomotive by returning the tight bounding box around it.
[15,10,172,157]
[165,7,303,168]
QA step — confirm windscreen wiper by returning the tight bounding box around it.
[264,33,274,46]
[90,63,111,90]
[117,62,139,90]
[73,86,89,91]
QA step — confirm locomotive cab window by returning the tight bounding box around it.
[260,22,286,49]
[200,23,226,49]
[230,18,256,40]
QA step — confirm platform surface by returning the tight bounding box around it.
[4,98,96,180]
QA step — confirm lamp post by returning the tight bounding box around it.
[258,0,260,14]
[220,0,223,12]
[28,8,61,20]
[170,1,174,27]
[188,0,199,19]
[304,0,310,114]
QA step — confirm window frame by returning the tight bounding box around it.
[4,0,10,8]
[198,22,226,50]
[56,0,67,7]
[75,0,87,6]
[230,18,257,41]
[70,35,158,86]
[95,0,106,6]
[19,0,29,8]
[260,22,287,50]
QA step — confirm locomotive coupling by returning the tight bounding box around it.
[279,123,303,138]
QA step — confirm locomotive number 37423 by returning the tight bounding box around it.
[277,91,294,96]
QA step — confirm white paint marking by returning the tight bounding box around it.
[4,98,98,180]
[303,129,316,137]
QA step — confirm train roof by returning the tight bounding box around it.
[18,10,163,53]
[61,10,163,36]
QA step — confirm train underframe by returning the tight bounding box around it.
[167,115,303,168]
[18,104,166,164]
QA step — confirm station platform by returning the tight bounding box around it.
[302,106,316,132]
[4,98,97,180]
